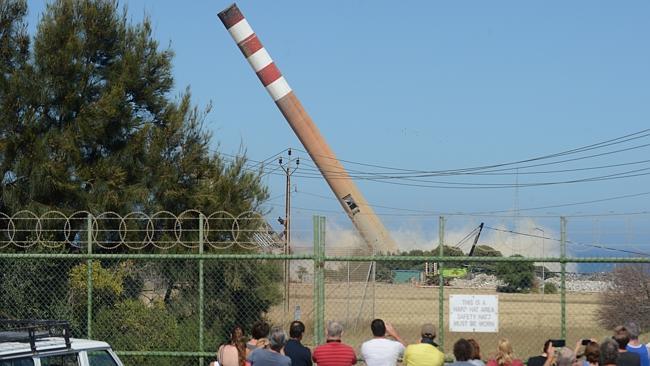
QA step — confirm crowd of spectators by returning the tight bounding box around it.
[211,319,650,366]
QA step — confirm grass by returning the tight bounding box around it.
[269,282,613,361]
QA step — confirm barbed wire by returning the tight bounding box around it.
[0,210,285,251]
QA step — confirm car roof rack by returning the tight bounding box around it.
[0,319,71,355]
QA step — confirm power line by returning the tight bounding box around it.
[211,133,650,189]
[484,226,650,257]
[214,129,650,180]
[289,145,650,182]
[291,190,650,218]
[291,128,650,175]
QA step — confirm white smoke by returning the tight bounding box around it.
[305,217,576,272]
[287,216,577,274]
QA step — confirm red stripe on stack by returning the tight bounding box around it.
[238,34,263,57]
[257,63,282,86]
[217,4,244,29]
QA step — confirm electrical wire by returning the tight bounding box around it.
[291,128,650,175]
[484,226,650,257]
[212,128,650,184]
[294,189,650,218]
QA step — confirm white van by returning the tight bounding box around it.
[0,320,124,366]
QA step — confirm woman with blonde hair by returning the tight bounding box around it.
[487,338,524,366]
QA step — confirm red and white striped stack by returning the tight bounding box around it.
[217,4,398,253]
[218,4,292,102]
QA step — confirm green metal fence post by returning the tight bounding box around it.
[313,215,326,345]
[438,216,445,351]
[199,214,205,366]
[560,216,566,339]
[87,213,93,339]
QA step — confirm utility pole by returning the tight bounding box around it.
[279,149,299,314]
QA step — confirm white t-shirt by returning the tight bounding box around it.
[361,338,405,366]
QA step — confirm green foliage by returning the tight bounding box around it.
[0,0,279,355]
[69,261,126,298]
[496,255,535,293]
[0,0,268,216]
[373,246,500,283]
[543,282,558,294]
[94,299,181,366]
[204,260,283,344]
[469,245,503,274]
[374,249,427,283]
[0,257,80,332]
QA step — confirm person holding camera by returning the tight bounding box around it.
[527,340,552,366]
[361,319,405,366]
[582,341,600,366]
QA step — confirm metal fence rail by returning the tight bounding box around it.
[1,212,649,365]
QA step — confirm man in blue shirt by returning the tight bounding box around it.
[285,321,312,366]
[247,326,292,366]
[626,322,649,366]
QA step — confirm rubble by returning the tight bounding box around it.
[449,273,611,293]
[450,274,504,289]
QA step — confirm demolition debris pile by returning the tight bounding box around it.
[450,273,610,293]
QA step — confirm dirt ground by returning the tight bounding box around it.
[269,282,612,360]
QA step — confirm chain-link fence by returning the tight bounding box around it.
[1,211,649,365]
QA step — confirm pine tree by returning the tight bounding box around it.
[0,0,30,210]
[0,0,278,352]
[1,0,268,216]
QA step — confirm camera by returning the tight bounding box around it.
[551,339,566,347]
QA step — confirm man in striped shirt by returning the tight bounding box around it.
[312,321,357,366]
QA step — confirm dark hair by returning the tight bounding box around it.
[585,341,600,364]
[613,326,630,350]
[454,338,473,362]
[289,321,305,338]
[229,326,246,366]
[252,321,270,340]
[370,319,386,337]
[543,339,552,354]
[600,339,618,365]
[468,338,482,360]
[626,322,640,340]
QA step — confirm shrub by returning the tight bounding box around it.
[543,282,558,294]
[496,255,535,293]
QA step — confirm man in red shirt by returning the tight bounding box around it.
[312,321,357,366]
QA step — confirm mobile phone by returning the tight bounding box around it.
[581,339,591,346]
[551,339,566,347]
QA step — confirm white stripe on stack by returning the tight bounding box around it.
[227,19,253,43]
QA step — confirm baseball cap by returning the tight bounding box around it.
[421,323,436,338]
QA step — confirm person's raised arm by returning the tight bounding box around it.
[543,345,556,366]
[385,322,406,346]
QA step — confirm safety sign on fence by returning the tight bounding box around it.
[449,294,499,333]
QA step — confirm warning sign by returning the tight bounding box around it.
[449,295,498,333]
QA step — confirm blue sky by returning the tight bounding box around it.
[25,1,650,258]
